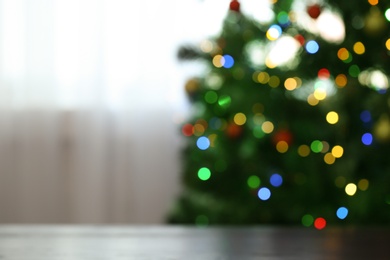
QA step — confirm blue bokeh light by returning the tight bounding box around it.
[270,173,283,187]
[197,136,210,150]
[360,110,371,123]
[336,207,349,220]
[361,133,373,146]
[305,40,319,54]
[223,55,234,69]
[258,187,271,201]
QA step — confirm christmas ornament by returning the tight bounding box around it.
[307,4,322,19]
[229,0,240,12]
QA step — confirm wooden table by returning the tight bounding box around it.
[0,225,388,259]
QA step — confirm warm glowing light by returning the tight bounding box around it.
[307,94,319,106]
[200,40,213,53]
[353,42,365,54]
[257,72,270,84]
[276,141,289,153]
[194,124,205,136]
[326,111,339,124]
[266,36,301,68]
[298,145,310,157]
[234,113,247,125]
[198,167,211,181]
[316,11,345,43]
[262,121,274,134]
[386,10,390,22]
[335,74,347,87]
[324,153,335,164]
[318,68,330,79]
[345,183,357,196]
[182,124,194,137]
[368,0,378,5]
[208,134,217,147]
[337,48,351,62]
[332,145,344,158]
[212,55,224,68]
[284,78,298,90]
[313,88,327,100]
[269,76,280,88]
[358,179,369,191]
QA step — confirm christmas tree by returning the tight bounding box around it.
[168,0,390,228]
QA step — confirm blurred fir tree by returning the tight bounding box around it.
[168,0,390,228]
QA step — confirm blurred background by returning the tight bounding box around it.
[0,0,232,224]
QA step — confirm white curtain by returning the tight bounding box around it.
[0,0,230,224]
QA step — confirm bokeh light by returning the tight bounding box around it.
[358,179,369,191]
[223,54,234,68]
[212,55,224,68]
[182,124,194,136]
[198,167,211,181]
[234,113,247,125]
[353,42,365,54]
[218,95,231,108]
[336,207,348,220]
[324,153,335,165]
[314,217,326,230]
[326,111,339,124]
[276,141,289,153]
[311,140,323,153]
[247,175,261,189]
[331,145,344,158]
[345,183,357,196]
[360,110,371,123]
[302,214,314,227]
[361,133,373,145]
[298,145,311,157]
[197,136,210,150]
[335,74,347,87]
[270,173,283,187]
[305,40,319,54]
[266,24,282,40]
[337,48,352,63]
[258,187,271,200]
[386,9,390,22]
[262,121,274,134]
[284,77,298,90]
[205,91,218,104]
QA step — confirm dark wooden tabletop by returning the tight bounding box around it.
[0,225,388,259]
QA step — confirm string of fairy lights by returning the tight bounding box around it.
[181,0,390,229]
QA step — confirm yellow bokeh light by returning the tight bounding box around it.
[276,141,289,153]
[194,124,205,136]
[326,111,339,124]
[269,76,280,88]
[265,57,277,69]
[284,78,297,90]
[353,42,365,54]
[208,133,217,147]
[200,40,213,53]
[324,153,335,165]
[332,145,344,158]
[212,55,224,68]
[358,179,369,191]
[266,27,281,41]
[234,113,247,125]
[314,88,327,100]
[345,183,357,196]
[262,121,274,134]
[337,48,350,61]
[335,74,347,88]
[386,39,390,51]
[298,145,310,157]
[307,94,319,106]
[368,0,378,5]
[257,72,270,84]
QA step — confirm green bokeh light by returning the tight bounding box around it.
[311,140,323,153]
[247,175,261,189]
[302,214,314,227]
[218,95,232,108]
[348,65,360,77]
[205,91,218,104]
[253,126,265,138]
[198,167,211,181]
